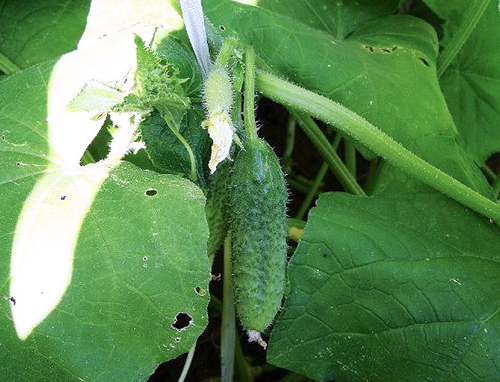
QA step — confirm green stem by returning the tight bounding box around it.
[282,115,296,172]
[256,69,500,223]
[0,51,20,75]
[292,112,366,196]
[296,134,341,220]
[164,116,198,184]
[345,140,357,177]
[482,163,497,182]
[244,46,258,143]
[231,62,245,136]
[492,176,500,200]
[178,342,196,382]
[288,175,316,193]
[437,0,491,77]
[234,331,253,382]
[221,235,236,382]
[363,158,380,195]
[216,37,238,68]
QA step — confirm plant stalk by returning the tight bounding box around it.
[244,46,258,143]
[256,69,500,223]
[296,134,341,220]
[221,235,236,382]
[292,112,365,197]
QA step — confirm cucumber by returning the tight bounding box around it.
[205,160,230,256]
[229,137,288,334]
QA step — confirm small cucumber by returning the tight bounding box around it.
[229,137,288,333]
[205,160,230,256]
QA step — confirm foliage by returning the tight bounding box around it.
[1,0,500,381]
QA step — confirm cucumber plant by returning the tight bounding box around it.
[228,47,288,346]
[2,1,500,382]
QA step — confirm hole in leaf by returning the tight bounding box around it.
[1,134,5,141]
[195,286,206,296]
[143,256,148,261]
[172,312,192,331]
[392,46,398,52]
[363,44,374,53]
[419,57,430,67]
[219,25,225,31]
[145,188,157,197]
[175,337,181,343]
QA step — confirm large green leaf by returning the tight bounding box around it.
[257,0,399,39]
[423,0,500,164]
[0,41,209,382]
[204,0,490,196]
[0,0,91,70]
[268,192,500,382]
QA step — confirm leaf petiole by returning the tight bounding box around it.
[243,45,258,143]
[163,115,198,184]
[256,69,500,223]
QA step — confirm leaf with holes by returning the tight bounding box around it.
[268,191,500,382]
[0,57,210,382]
[204,0,448,151]
[0,0,211,379]
[203,0,492,198]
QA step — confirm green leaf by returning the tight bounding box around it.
[155,36,203,98]
[67,81,127,112]
[0,48,209,382]
[140,105,211,186]
[0,0,91,70]
[257,0,399,39]
[268,192,500,382]
[204,0,446,146]
[423,0,500,164]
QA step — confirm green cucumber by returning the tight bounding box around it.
[205,160,231,256]
[229,137,288,335]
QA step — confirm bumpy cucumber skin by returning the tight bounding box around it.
[230,138,288,332]
[203,66,233,114]
[205,160,231,255]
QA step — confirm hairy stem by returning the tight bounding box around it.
[244,46,258,143]
[256,69,500,223]
[216,37,238,67]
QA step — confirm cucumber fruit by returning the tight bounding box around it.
[229,137,288,333]
[205,160,230,256]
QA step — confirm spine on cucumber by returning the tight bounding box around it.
[229,137,288,333]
